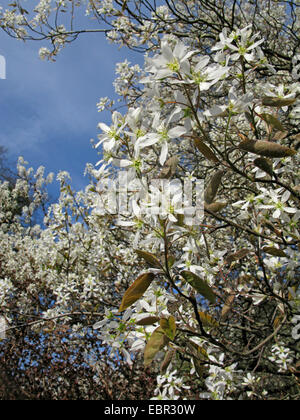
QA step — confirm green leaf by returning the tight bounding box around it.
[160,316,176,340]
[273,315,283,330]
[181,271,216,304]
[239,139,296,158]
[262,97,296,107]
[192,357,205,377]
[144,326,170,367]
[119,272,155,312]
[225,249,251,264]
[174,213,185,227]
[259,113,285,131]
[136,316,160,326]
[204,170,225,204]
[262,246,287,258]
[198,311,219,328]
[167,255,176,269]
[135,250,162,269]
[188,340,208,360]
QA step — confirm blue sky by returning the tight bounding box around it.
[0,21,142,200]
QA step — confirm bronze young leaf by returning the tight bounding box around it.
[194,137,219,163]
[135,250,162,269]
[160,349,176,374]
[159,316,176,340]
[119,272,155,312]
[204,170,225,204]
[136,316,160,326]
[254,158,273,176]
[204,201,227,213]
[158,156,179,179]
[221,294,235,320]
[144,326,170,367]
[225,249,251,264]
[239,139,296,158]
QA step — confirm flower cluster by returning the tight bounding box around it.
[151,369,190,400]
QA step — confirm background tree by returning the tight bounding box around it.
[0,145,14,183]
[0,159,158,399]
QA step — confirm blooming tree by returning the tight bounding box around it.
[0,0,300,400]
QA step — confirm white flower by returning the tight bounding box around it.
[190,56,229,90]
[212,26,264,61]
[146,39,195,80]
[241,372,260,387]
[151,387,169,400]
[39,47,51,60]
[262,83,297,111]
[0,316,7,340]
[135,113,187,165]
[211,28,235,52]
[291,315,300,340]
[258,189,297,219]
[95,111,125,151]
[204,87,253,117]
[144,178,185,222]
[96,96,110,112]
[153,369,189,400]
[268,343,293,372]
